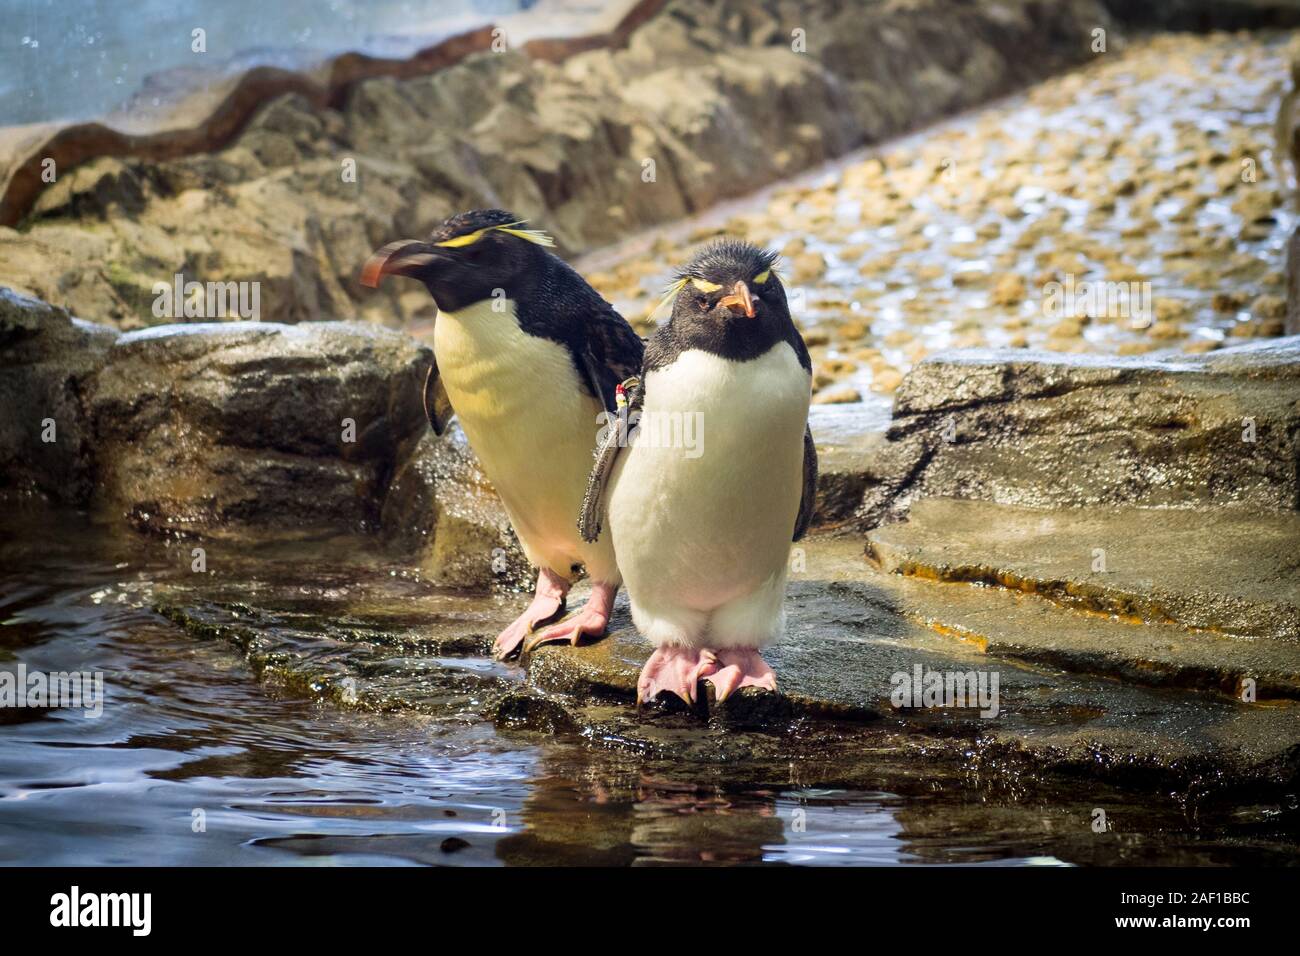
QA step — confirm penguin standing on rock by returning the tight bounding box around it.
[580,240,817,706]
[362,209,644,659]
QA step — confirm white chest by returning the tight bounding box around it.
[434,300,577,423]
[433,300,602,561]
[609,343,811,594]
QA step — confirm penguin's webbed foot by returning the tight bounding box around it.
[702,648,777,702]
[492,569,569,661]
[637,646,719,707]
[522,580,616,654]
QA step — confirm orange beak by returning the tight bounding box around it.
[718,280,755,318]
[360,240,438,288]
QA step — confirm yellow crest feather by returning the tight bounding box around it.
[496,225,556,247]
[647,277,688,323]
[434,220,555,249]
[435,227,490,248]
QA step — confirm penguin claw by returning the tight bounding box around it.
[492,601,563,661]
[491,570,570,661]
[701,649,777,702]
[521,581,616,655]
[637,646,720,707]
[520,613,595,654]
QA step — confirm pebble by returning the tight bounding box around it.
[990,273,1027,306]
[1212,291,1250,313]
[813,386,863,405]
[1147,320,1184,340]
[870,367,904,393]
[1250,294,1286,319]
[791,252,826,283]
[1049,318,1086,338]
[838,319,870,340]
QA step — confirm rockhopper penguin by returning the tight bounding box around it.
[362,209,645,659]
[580,240,817,705]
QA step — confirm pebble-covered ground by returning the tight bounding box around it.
[584,31,1298,407]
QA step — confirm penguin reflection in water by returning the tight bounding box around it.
[582,240,817,705]
[362,210,644,659]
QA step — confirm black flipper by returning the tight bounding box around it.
[579,348,613,414]
[793,425,818,542]
[575,322,646,413]
[423,360,454,436]
[578,376,642,543]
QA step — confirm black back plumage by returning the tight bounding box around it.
[512,247,644,412]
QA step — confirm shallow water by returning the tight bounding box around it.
[1,508,1294,866]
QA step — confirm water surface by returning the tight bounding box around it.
[1,507,1292,866]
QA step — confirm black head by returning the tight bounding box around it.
[669,239,785,325]
[646,239,804,369]
[361,208,555,313]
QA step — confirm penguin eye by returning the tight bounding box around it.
[462,236,492,259]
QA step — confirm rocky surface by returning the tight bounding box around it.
[0,0,1108,328]
[380,429,529,589]
[150,533,1300,797]
[866,498,1300,644]
[2,282,521,583]
[0,287,115,504]
[841,336,1300,529]
[87,320,432,537]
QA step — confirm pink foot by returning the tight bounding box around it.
[702,648,777,702]
[492,568,569,661]
[637,646,720,707]
[523,580,617,654]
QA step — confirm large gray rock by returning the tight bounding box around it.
[0,287,117,505]
[1,286,437,539]
[866,497,1300,646]
[853,337,1300,529]
[151,533,1300,792]
[85,320,429,537]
